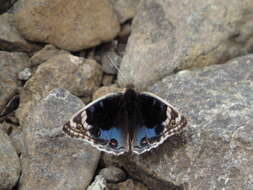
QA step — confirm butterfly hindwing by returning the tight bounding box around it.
[63,93,129,155]
[131,92,187,154]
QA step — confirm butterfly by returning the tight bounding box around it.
[62,87,187,155]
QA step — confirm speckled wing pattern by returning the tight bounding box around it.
[63,92,129,155]
[62,89,187,155]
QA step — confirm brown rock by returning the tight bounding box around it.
[17,53,103,123]
[118,0,253,89]
[15,0,120,51]
[0,13,40,53]
[102,74,114,86]
[30,44,67,67]
[0,130,20,190]
[0,51,29,114]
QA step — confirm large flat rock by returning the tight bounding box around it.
[19,88,101,190]
[14,0,120,51]
[104,55,253,190]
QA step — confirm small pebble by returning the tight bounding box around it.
[99,166,126,183]
[102,74,114,86]
[101,51,121,75]
[18,68,32,81]
[87,175,106,190]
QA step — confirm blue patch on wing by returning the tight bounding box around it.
[134,126,158,145]
[98,127,125,148]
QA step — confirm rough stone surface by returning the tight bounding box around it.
[17,53,103,123]
[87,175,106,190]
[92,85,123,100]
[0,129,20,190]
[19,88,101,190]
[0,51,29,114]
[116,179,148,190]
[109,0,140,23]
[102,74,114,86]
[104,55,253,190]
[9,126,25,155]
[99,166,126,183]
[15,0,120,51]
[118,0,253,89]
[30,44,67,67]
[18,68,32,81]
[101,51,122,74]
[0,13,39,53]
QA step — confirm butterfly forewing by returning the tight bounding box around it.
[63,93,129,155]
[131,92,187,154]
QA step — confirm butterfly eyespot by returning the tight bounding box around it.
[171,120,176,126]
[77,124,83,130]
[109,139,118,148]
[140,137,148,147]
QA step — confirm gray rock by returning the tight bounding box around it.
[14,0,120,51]
[18,68,31,81]
[0,121,13,134]
[109,0,140,23]
[99,166,126,183]
[104,55,253,190]
[101,51,122,74]
[118,0,253,90]
[0,51,29,114]
[9,126,25,155]
[0,130,20,190]
[30,44,67,67]
[18,88,101,190]
[17,53,103,123]
[0,13,39,53]
[87,175,106,190]
[102,74,114,86]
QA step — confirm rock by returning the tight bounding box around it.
[0,130,20,190]
[99,166,126,183]
[9,126,25,155]
[0,0,16,14]
[30,44,67,67]
[118,22,131,38]
[92,85,123,100]
[103,55,253,190]
[101,51,122,74]
[18,88,101,190]
[102,74,114,86]
[118,0,253,90]
[117,179,148,190]
[18,68,32,81]
[109,0,141,23]
[0,121,14,135]
[17,53,103,123]
[0,13,39,53]
[87,175,107,190]
[15,0,120,51]
[0,51,29,114]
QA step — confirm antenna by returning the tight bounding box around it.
[105,53,128,84]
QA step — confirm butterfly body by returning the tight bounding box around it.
[63,88,187,155]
